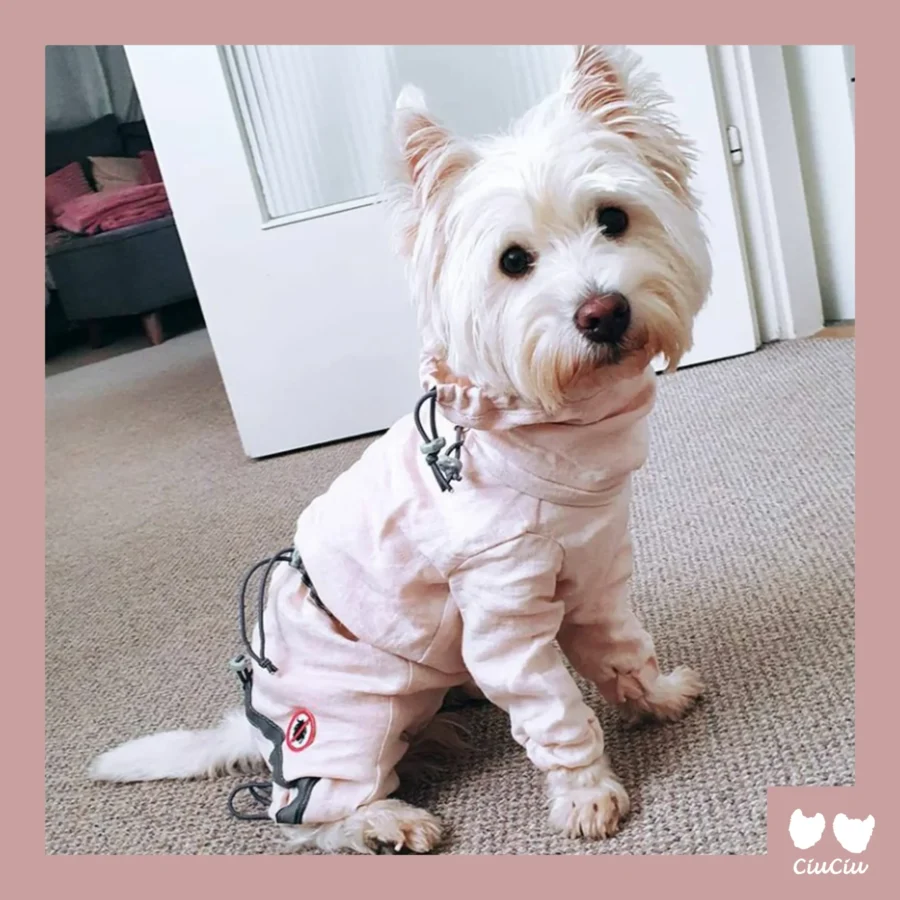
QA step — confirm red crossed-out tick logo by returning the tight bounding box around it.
[286,709,316,752]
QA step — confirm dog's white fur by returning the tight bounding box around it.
[90,45,709,853]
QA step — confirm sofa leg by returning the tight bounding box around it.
[141,312,164,346]
[86,320,106,349]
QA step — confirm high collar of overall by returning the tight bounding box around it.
[418,353,659,507]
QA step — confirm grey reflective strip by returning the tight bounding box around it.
[242,674,290,787]
[241,672,320,824]
[275,777,321,825]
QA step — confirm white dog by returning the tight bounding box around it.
[91,45,711,854]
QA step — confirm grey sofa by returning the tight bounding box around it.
[45,115,196,346]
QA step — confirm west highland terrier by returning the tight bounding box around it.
[90,44,711,854]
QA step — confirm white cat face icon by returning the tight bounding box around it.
[832,814,875,854]
[789,809,826,849]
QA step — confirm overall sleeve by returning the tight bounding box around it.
[449,533,605,771]
[556,537,660,706]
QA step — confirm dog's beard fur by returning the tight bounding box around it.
[388,45,712,411]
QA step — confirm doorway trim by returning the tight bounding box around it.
[712,45,825,342]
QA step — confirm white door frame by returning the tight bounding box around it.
[713,45,825,341]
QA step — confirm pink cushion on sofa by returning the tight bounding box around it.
[46,162,92,223]
[139,150,163,185]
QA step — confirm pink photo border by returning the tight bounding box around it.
[12,3,881,894]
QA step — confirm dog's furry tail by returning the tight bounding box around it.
[88,709,263,783]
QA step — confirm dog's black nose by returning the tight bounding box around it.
[574,292,631,345]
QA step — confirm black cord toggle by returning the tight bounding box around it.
[414,388,465,493]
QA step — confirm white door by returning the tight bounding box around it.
[126,45,757,459]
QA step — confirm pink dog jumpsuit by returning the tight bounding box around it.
[244,355,662,826]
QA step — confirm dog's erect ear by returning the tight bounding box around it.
[392,85,475,205]
[568,46,633,129]
[564,46,696,200]
[388,85,477,261]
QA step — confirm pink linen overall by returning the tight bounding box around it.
[247,356,662,825]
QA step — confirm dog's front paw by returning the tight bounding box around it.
[621,665,704,725]
[546,758,630,840]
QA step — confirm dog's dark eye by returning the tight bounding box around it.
[597,207,629,237]
[499,245,533,278]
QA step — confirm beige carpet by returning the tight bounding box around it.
[45,331,855,855]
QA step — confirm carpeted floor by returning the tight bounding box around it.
[45,331,855,855]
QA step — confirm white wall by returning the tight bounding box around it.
[782,45,855,321]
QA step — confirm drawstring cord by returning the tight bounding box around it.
[227,781,274,822]
[228,389,465,824]
[229,543,335,824]
[229,547,320,824]
[414,387,465,492]
[236,547,332,676]
[236,389,465,676]
[236,547,294,674]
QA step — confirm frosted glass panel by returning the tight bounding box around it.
[222,45,572,221]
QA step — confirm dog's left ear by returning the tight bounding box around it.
[388,85,477,259]
[564,45,696,200]
[392,85,476,206]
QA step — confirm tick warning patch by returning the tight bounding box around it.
[286,709,316,752]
